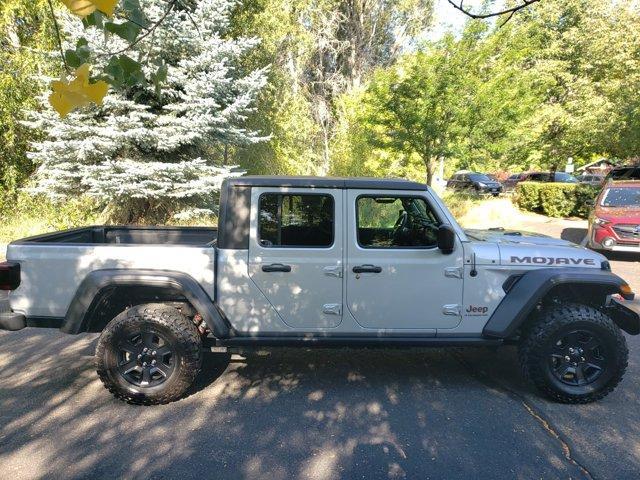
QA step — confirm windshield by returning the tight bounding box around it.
[469,174,492,182]
[607,167,640,180]
[555,172,578,183]
[600,187,640,207]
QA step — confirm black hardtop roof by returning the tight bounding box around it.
[224,175,427,191]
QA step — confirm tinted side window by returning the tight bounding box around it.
[356,196,440,248]
[259,194,334,247]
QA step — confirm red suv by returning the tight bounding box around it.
[587,181,640,252]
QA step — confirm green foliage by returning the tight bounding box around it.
[515,182,543,212]
[440,191,483,220]
[57,2,150,91]
[538,184,576,218]
[574,184,602,218]
[334,0,640,180]
[0,193,100,243]
[515,182,599,218]
[0,0,57,200]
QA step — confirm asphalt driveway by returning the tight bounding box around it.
[1,214,639,480]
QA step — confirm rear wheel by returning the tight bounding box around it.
[519,303,628,403]
[95,303,202,405]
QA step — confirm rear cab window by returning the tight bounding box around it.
[259,193,334,248]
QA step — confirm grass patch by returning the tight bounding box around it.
[0,194,101,244]
[440,191,483,220]
[0,194,219,244]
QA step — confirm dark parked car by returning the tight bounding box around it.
[521,171,579,183]
[446,172,503,196]
[503,173,526,190]
[586,181,640,253]
[605,166,640,182]
[502,171,578,191]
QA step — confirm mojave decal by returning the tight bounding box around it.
[510,256,596,266]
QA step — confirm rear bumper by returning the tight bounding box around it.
[0,311,26,331]
[479,186,502,194]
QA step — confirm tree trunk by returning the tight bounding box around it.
[424,157,436,186]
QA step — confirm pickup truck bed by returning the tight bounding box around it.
[6,226,218,320]
[13,225,217,246]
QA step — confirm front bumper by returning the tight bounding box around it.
[0,311,26,331]
[590,225,640,253]
[608,298,640,335]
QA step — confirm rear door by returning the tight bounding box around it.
[248,187,344,329]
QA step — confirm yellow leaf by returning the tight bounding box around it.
[60,0,118,18]
[49,64,110,117]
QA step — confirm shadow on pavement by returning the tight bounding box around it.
[4,328,639,479]
[561,227,587,244]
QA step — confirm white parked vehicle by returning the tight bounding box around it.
[1,176,638,404]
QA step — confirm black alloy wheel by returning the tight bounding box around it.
[548,329,606,387]
[116,329,177,387]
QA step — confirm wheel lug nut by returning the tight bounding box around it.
[137,354,142,359]
[565,356,570,362]
[152,360,156,365]
[152,350,156,355]
[581,357,585,362]
[143,362,147,366]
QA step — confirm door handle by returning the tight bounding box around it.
[323,265,343,278]
[352,264,382,274]
[262,263,292,273]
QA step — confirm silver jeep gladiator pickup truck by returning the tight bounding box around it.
[1,176,638,405]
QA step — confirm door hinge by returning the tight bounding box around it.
[322,303,342,315]
[442,304,461,316]
[323,265,343,278]
[444,267,463,279]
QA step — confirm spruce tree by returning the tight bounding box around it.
[25,0,267,222]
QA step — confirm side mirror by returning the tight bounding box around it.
[438,224,456,254]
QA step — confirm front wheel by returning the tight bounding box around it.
[95,303,203,405]
[519,303,628,403]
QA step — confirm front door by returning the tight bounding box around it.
[346,190,464,330]
[248,188,343,329]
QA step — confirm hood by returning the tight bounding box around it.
[595,206,640,223]
[464,228,607,268]
[464,228,577,247]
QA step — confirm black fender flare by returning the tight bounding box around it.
[61,269,231,338]
[483,267,636,338]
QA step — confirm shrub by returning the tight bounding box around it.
[539,183,576,217]
[574,184,601,217]
[515,182,543,211]
[515,182,599,218]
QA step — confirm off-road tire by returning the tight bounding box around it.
[96,303,202,405]
[519,303,628,404]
